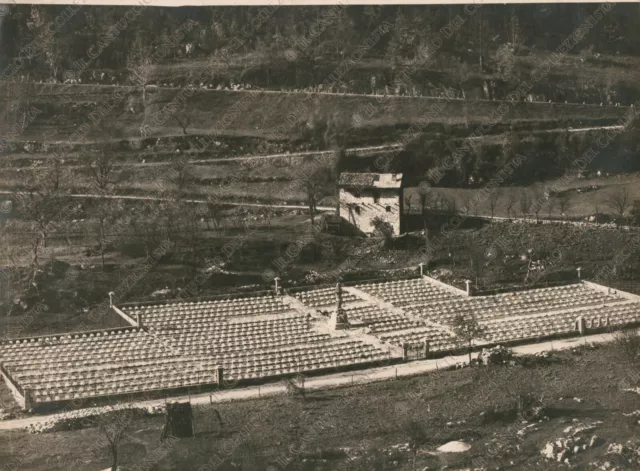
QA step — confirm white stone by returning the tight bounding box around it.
[542,443,555,459]
[436,441,471,453]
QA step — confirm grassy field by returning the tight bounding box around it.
[0,83,628,143]
[1,342,640,470]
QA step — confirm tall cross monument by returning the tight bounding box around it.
[329,281,349,330]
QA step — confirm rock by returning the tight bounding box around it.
[479,345,513,365]
[436,441,471,453]
[607,443,625,455]
[542,443,555,459]
[590,435,600,448]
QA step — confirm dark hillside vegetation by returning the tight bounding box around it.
[3,4,640,102]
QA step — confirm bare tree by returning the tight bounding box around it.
[160,157,192,244]
[404,419,428,471]
[557,192,571,220]
[460,193,475,217]
[92,409,139,471]
[530,184,546,223]
[183,203,202,266]
[19,167,68,268]
[594,196,603,224]
[488,187,503,219]
[298,165,333,227]
[518,190,532,220]
[451,313,486,366]
[546,196,556,219]
[418,187,433,253]
[91,200,123,271]
[88,153,116,194]
[127,34,154,126]
[173,112,193,135]
[206,202,224,230]
[468,244,486,289]
[441,196,458,217]
[605,185,633,227]
[505,188,517,221]
[404,193,413,215]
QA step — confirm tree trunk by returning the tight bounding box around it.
[111,445,118,471]
[309,202,315,227]
[479,9,483,73]
[468,340,473,366]
[423,214,428,253]
[100,218,106,271]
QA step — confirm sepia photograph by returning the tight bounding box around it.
[1,0,640,469]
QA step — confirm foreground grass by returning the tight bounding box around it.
[1,343,639,470]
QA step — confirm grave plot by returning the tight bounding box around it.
[122,296,294,329]
[405,284,625,326]
[376,325,458,353]
[481,301,640,344]
[0,328,221,405]
[354,278,456,307]
[127,294,392,382]
[293,287,361,309]
[344,304,423,333]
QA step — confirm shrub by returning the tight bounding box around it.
[285,374,306,400]
[371,216,394,246]
[613,328,640,365]
[478,345,513,366]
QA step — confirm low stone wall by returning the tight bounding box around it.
[583,280,640,302]
[1,365,26,409]
[422,275,468,297]
[112,305,138,327]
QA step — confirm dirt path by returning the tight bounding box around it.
[0,144,404,170]
[0,330,622,431]
[23,81,630,108]
[476,214,640,232]
[0,190,335,212]
[0,125,622,170]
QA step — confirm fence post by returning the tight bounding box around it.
[395,368,398,379]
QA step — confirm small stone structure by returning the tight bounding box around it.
[338,172,404,235]
[402,340,429,360]
[162,402,194,439]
